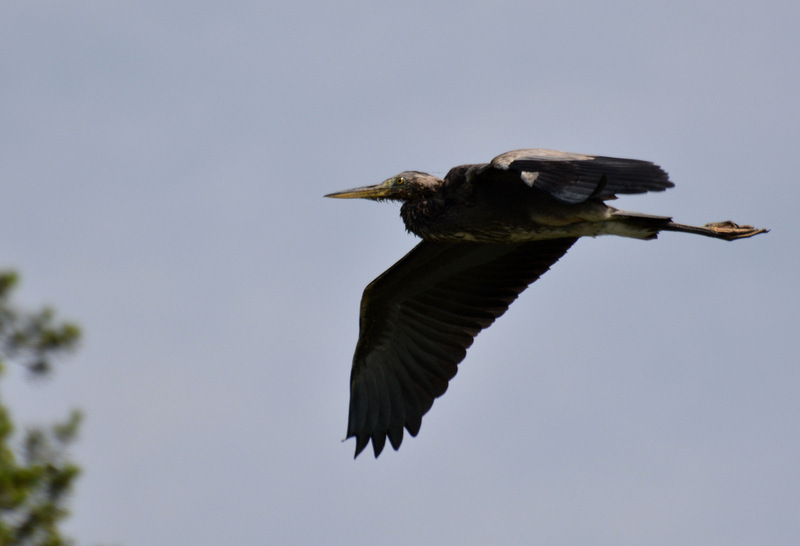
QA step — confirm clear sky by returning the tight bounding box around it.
[1,2,797,544]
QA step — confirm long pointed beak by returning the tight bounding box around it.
[324,183,393,200]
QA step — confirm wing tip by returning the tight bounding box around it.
[349,422,418,459]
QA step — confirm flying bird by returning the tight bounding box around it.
[326,148,767,458]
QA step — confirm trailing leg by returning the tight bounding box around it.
[662,220,768,241]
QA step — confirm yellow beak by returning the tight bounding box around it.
[324,183,394,200]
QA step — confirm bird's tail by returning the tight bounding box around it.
[609,211,673,240]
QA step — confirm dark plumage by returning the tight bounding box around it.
[326,148,767,458]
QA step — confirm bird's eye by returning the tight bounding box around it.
[396,177,405,185]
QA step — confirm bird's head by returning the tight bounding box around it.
[325,171,441,202]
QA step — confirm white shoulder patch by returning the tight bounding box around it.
[520,171,539,187]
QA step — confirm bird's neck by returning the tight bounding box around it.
[400,197,447,239]
[399,175,472,240]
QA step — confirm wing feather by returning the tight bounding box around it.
[487,148,673,203]
[346,238,577,457]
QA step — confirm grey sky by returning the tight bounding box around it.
[1,2,797,544]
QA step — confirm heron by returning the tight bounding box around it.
[326,148,767,458]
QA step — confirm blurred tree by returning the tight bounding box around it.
[0,271,82,545]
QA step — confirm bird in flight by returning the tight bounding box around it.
[326,149,767,458]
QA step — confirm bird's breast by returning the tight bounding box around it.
[403,197,622,243]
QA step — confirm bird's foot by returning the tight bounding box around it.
[702,221,769,240]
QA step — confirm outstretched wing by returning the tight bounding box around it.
[346,238,577,458]
[486,148,673,204]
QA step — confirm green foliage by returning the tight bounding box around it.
[0,272,81,377]
[0,272,82,545]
